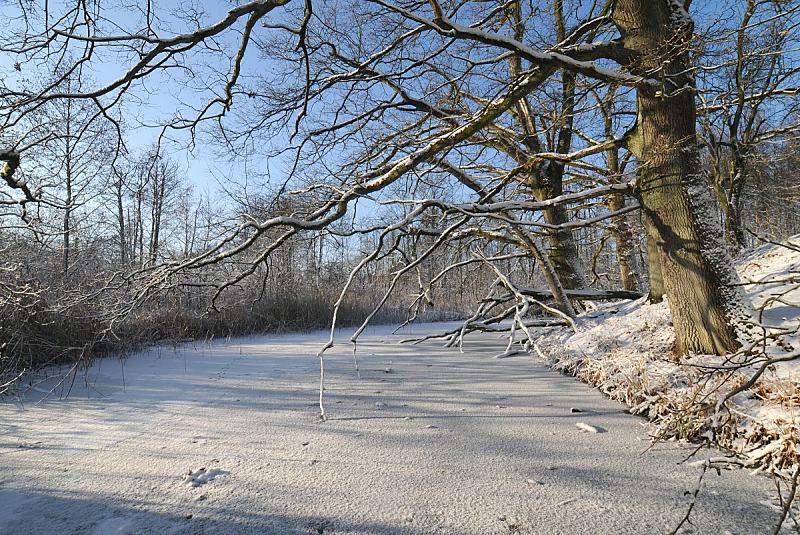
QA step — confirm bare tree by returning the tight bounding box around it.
[698,0,800,251]
[3,0,800,373]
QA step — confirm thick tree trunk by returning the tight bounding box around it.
[725,201,746,251]
[719,185,746,252]
[518,288,642,301]
[614,0,748,354]
[545,222,583,290]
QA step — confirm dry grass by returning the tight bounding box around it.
[0,285,409,393]
[546,343,800,472]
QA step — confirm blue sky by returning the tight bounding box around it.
[2,0,788,208]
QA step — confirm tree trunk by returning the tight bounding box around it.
[533,170,585,290]
[711,159,747,252]
[62,112,72,281]
[607,190,640,292]
[149,173,164,263]
[511,227,575,317]
[614,0,748,355]
[135,190,144,266]
[605,108,640,292]
[506,0,585,292]
[115,176,127,266]
[537,1,585,291]
[518,288,642,300]
[725,151,747,250]
[644,216,664,303]
[62,169,72,280]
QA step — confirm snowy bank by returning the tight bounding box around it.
[535,237,800,474]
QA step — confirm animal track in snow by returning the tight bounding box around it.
[182,464,228,487]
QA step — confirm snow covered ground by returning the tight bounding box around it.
[0,323,792,534]
[537,237,800,474]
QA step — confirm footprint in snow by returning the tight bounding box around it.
[182,466,228,487]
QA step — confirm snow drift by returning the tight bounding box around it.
[536,236,800,474]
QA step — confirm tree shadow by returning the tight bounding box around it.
[0,486,438,535]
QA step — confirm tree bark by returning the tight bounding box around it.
[149,169,165,263]
[506,0,585,291]
[62,104,72,281]
[710,157,747,252]
[511,227,576,317]
[62,159,72,280]
[614,0,748,354]
[724,151,747,250]
[607,190,640,292]
[114,173,128,266]
[644,216,665,303]
[604,97,640,292]
[135,188,144,266]
[539,0,585,291]
[532,164,585,291]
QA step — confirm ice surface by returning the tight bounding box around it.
[0,322,790,533]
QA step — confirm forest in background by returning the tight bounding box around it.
[0,0,798,396]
